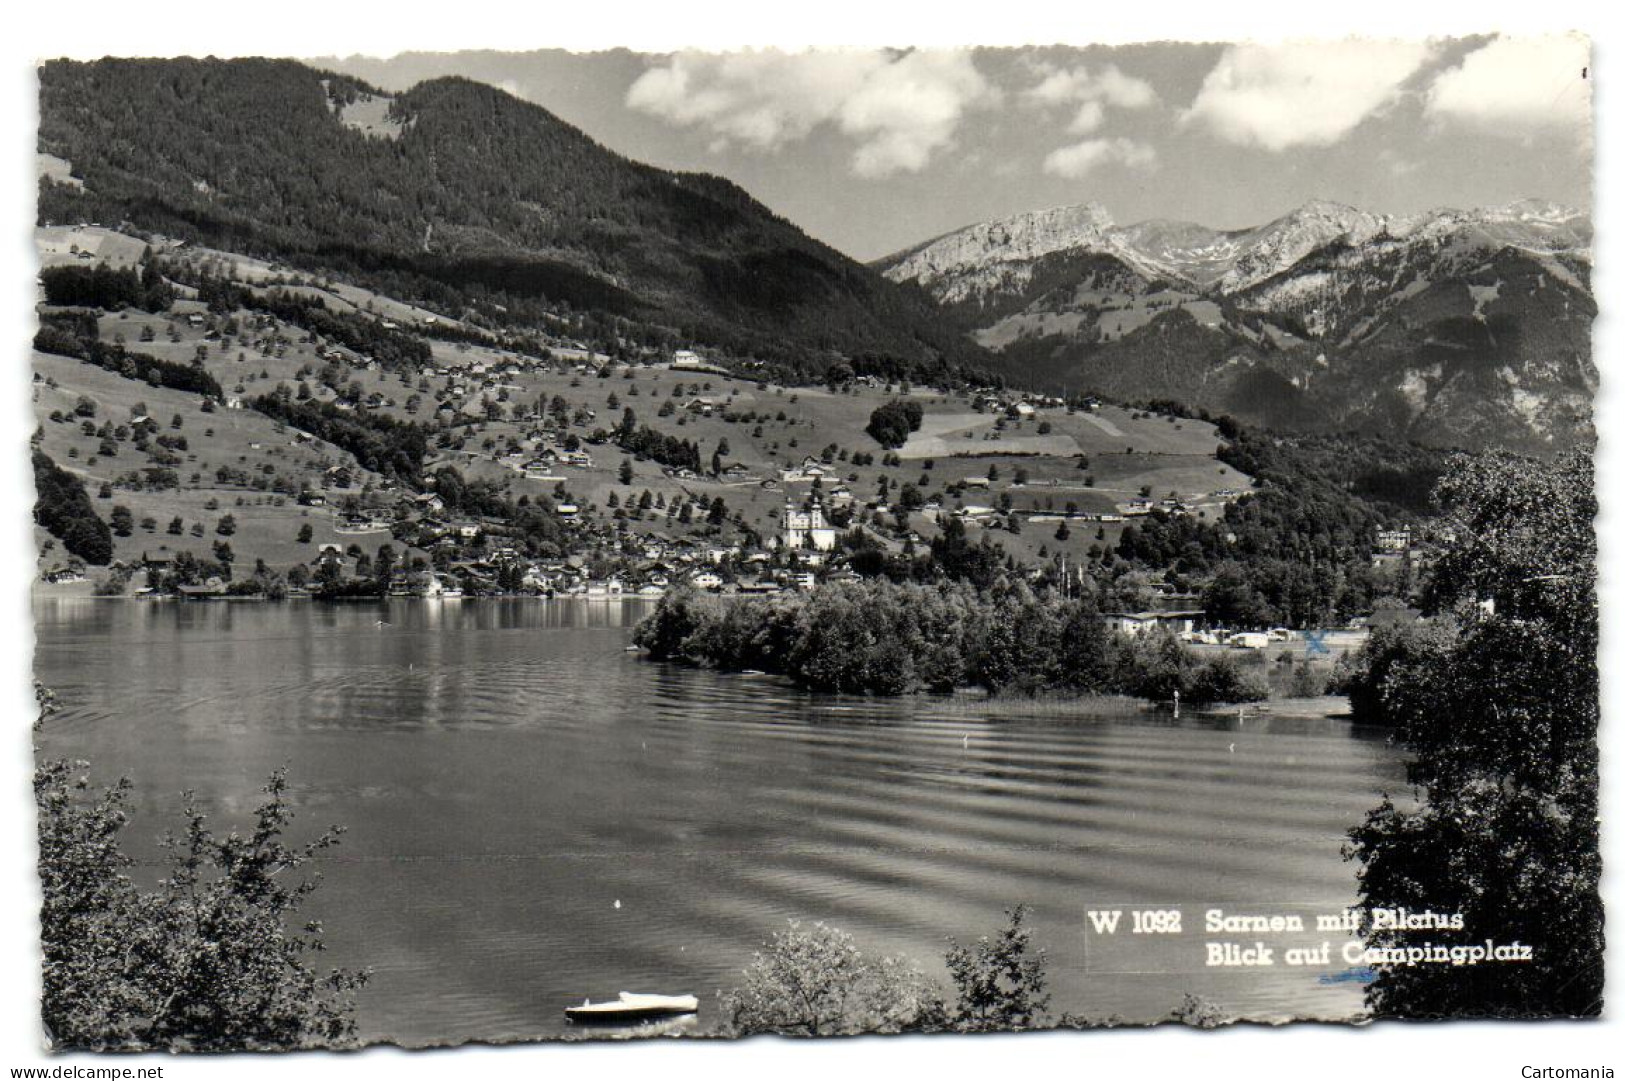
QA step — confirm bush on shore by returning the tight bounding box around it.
[721,906,1050,1037]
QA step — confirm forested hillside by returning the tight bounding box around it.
[38,58,986,383]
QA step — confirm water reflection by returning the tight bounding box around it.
[34,598,1406,1045]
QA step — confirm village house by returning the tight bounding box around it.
[1376,528,1413,552]
[586,578,628,598]
[178,576,228,599]
[779,457,834,484]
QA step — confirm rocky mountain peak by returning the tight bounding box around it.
[882,202,1116,287]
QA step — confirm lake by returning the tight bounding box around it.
[32,597,1408,1045]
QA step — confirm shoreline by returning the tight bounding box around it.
[32,588,669,603]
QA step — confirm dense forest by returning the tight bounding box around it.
[1111,424,1453,627]
[636,579,1267,703]
[40,262,172,312]
[37,58,990,384]
[33,449,113,565]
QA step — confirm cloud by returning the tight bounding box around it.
[626,48,993,177]
[1183,41,1433,151]
[1043,137,1158,179]
[1068,101,1105,135]
[1026,64,1158,111]
[1424,35,1590,137]
[626,50,879,149]
[1024,63,1156,137]
[838,50,998,177]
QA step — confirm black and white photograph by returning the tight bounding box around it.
[3,6,1618,1079]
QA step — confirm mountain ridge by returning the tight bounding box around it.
[880,198,1594,455]
[879,197,1590,298]
[37,57,989,383]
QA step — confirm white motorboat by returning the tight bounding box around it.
[564,992,699,1023]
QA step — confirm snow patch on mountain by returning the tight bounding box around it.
[884,198,1590,301]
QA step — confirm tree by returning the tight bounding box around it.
[720,921,943,1036]
[373,543,397,587]
[1345,451,1600,1018]
[864,399,923,449]
[619,458,634,486]
[944,905,1050,1032]
[35,762,367,1050]
[1201,561,1275,628]
[296,523,314,544]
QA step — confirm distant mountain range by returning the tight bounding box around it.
[36,57,984,381]
[879,200,1594,454]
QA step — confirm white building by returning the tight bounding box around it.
[1105,610,1205,638]
[779,497,837,552]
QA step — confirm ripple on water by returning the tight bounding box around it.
[33,598,1405,1043]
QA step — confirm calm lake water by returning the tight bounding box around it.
[33,598,1407,1045]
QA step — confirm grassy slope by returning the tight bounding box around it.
[32,350,416,584]
[32,229,1253,584]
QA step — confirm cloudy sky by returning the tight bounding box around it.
[287,37,1584,260]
